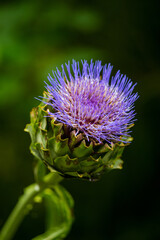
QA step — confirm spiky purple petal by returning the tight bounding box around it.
[43,60,138,144]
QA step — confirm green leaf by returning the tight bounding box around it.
[102,145,124,164]
[69,131,83,149]
[102,150,114,163]
[32,226,68,240]
[33,185,74,240]
[24,123,36,143]
[30,143,43,161]
[36,128,47,149]
[72,140,94,158]
[48,137,71,159]
[106,158,123,170]
[79,156,102,173]
[93,143,111,153]
[54,155,80,173]
[51,120,63,137]
[34,159,47,184]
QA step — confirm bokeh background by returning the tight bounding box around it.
[0,0,160,239]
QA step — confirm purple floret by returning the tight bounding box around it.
[43,60,138,144]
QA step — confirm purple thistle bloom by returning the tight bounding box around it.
[43,60,138,144]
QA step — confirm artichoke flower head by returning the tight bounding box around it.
[25,60,138,181]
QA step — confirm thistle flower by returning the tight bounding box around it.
[45,60,138,144]
[25,60,138,180]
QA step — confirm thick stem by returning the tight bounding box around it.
[0,172,63,240]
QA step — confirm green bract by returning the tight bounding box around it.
[25,93,129,181]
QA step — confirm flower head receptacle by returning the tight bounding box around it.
[25,60,138,181]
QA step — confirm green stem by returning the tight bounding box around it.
[0,172,63,240]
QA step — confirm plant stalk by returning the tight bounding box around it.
[0,172,63,240]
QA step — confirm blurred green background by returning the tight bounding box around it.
[0,0,160,239]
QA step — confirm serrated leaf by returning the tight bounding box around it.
[54,155,80,173]
[36,128,47,149]
[93,143,111,153]
[102,150,114,163]
[79,156,102,173]
[69,131,83,149]
[30,143,43,161]
[48,137,71,158]
[51,120,63,137]
[24,123,36,142]
[72,140,93,158]
[107,158,123,170]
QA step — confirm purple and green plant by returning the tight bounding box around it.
[0,60,138,240]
